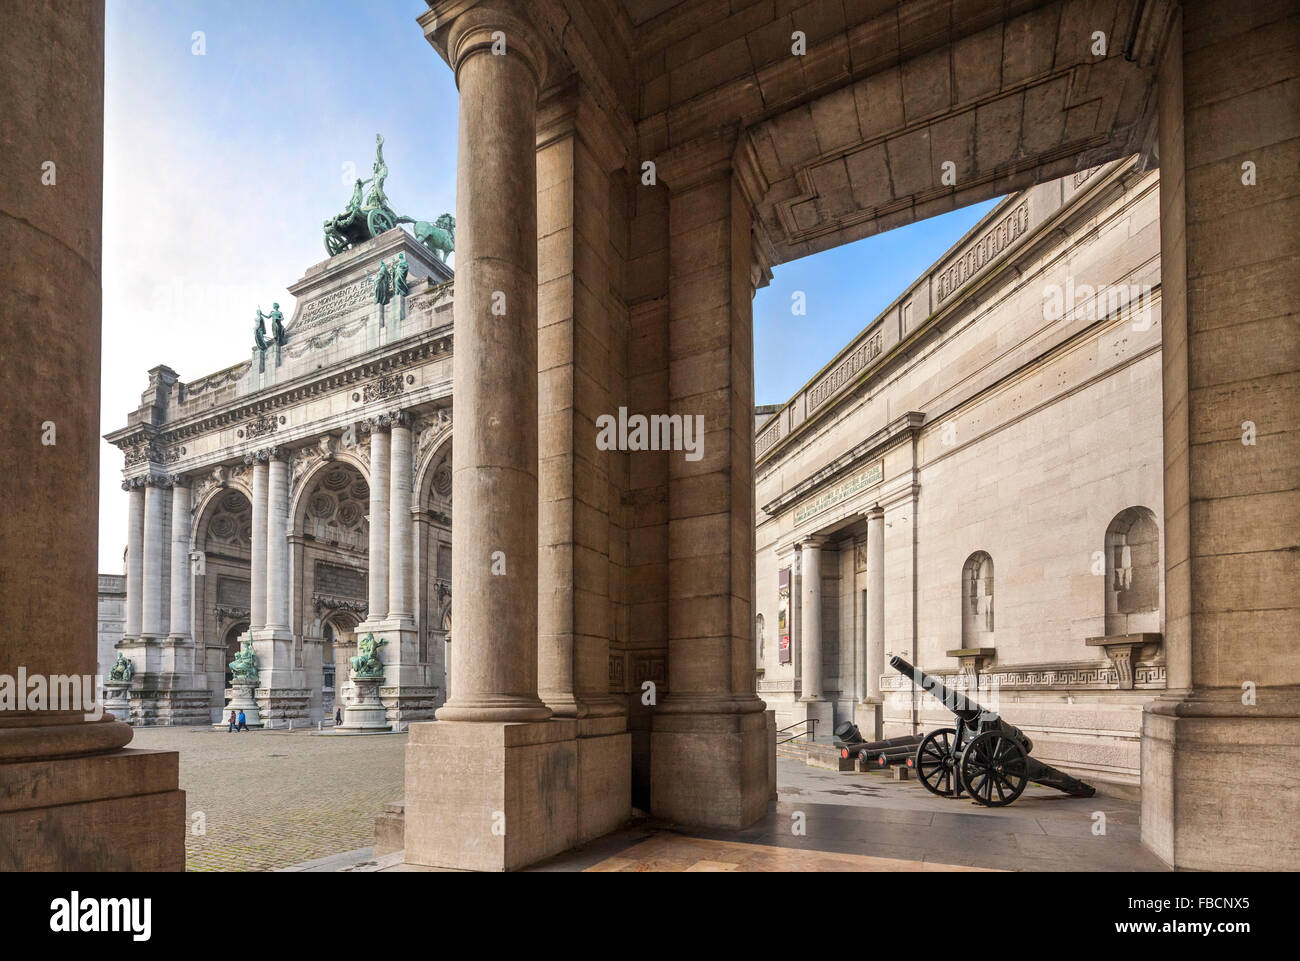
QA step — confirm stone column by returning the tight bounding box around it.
[0,0,182,868]
[387,415,413,621]
[265,450,290,631]
[124,480,145,639]
[367,423,390,619]
[168,478,192,641]
[248,454,268,631]
[407,3,576,874]
[1141,0,1300,871]
[798,537,825,700]
[648,130,769,830]
[865,506,885,703]
[141,476,170,638]
[431,9,549,726]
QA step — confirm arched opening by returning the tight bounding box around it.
[416,433,452,704]
[221,620,249,688]
[1105,507,1160,635]
[196,486,254,710]
[961,551,995,647]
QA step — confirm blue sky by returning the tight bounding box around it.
[97,0,998,569]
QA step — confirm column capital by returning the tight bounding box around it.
[169,473,191,489]
[143,473,172,489]
[798,533,829,550]
[445,3,548,91]
[244,450,270,466]
[388,409,413,428]
[265,446,288,462]
[866,503,885,521]
[363,413,393,433]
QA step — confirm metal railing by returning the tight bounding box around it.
[775,717,818,745]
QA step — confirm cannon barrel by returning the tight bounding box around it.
[889,655,985,723]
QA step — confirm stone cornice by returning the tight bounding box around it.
[106,327,453,464]
[760,412,922,518]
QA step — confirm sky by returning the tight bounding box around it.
[98,0,998,571]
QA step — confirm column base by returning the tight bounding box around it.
[853,698,883,741]
[355,618,439,728]
[1141,687,1300,870]
[250,628,310,728]
[650,703,769,829]
[403,718,579,871]
[127,674,213,727]
[0,747,184,870]
[574,715,631,843]
[796,696,834,739]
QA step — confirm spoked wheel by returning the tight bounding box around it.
[915,727,961,797]
[959,730,1029,807]
[325,231,349,257]
[367,207,396,236]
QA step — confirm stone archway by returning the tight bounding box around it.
[195,486,254,713]
[415,433,452,704]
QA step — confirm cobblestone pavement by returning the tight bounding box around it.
[128,728,406,872]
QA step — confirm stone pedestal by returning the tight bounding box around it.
[853,698,883,741]
[216,680,262,730]
[404,719,578,871]
[340,673,391,731]
[651,706,769,829]
[360,619,437,730]
[250,628,310,729]
[103,681,131,723]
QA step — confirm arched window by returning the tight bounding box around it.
[1105,507,1160,634]
[961,552,994,646]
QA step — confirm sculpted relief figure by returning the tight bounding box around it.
[253,308,269,352]
[350,633,387,677]
[108,652,134,683]
[229,638,259,684]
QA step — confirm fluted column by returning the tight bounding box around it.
[168,478,192,641]
[866,506,885,703]
[248,454,268,630]
[436,7,548,723]
[798,536,825,700]
[124,480,145,639]
[141,476,170,638]
[367,422,391,619]
[388,414,413,620]
[265,450,290,631]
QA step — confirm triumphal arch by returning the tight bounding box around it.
[3,0,1295,873]
[105,138,456,730]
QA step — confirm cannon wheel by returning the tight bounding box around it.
[325,232,349,257]
[959,730,1029,807]
[915,728,961,797]
[367,207,396,237]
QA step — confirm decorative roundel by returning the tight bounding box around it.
[209,516,237,540]
[352,393,361,402]
[238,522,253,545]
[337,502,363,528]
[310,492,337,518]
[350,480,370,502]
[322,468,351,491]
[433,464,452,497]
[222,491,246,512]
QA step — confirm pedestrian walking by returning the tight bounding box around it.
[237,709,249,732]
[335,707,342,725]
[227,710,237,733]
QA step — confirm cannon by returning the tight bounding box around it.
[890,655,1095,806]
[833,724,925,766]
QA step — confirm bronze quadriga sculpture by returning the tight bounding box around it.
[890,656,1096,806]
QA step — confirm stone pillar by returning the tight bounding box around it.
[387,416,413,621]
[168,478,192,641]
[124,480,145,639]
[247,454,268,631]
[534,81,631,843]
[265,450,289,631]
[798,537,825,700]
[1141,0,1300,871]
[863,506,886,738]
[367,423,390,618]
[408,3,577,873]
[140,476,170,638]
[648,131,769,830]
[0,0,183,868]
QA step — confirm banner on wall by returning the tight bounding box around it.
[778,567,791,664]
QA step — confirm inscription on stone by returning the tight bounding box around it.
[794,461,883,525]
[299,276,377,330]
[217,575,251,609]
[314,560,367,599]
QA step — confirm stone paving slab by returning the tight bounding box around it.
[128,727,406,872]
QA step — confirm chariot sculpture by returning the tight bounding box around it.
[891,656,1096,806]
[323,134,455,263]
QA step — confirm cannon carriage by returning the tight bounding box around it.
[891,656,1096,806]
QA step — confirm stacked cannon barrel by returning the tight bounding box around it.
[889,656,1096,806]
[833,724,921,769]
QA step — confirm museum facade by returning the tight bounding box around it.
[756,156,1163,793]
